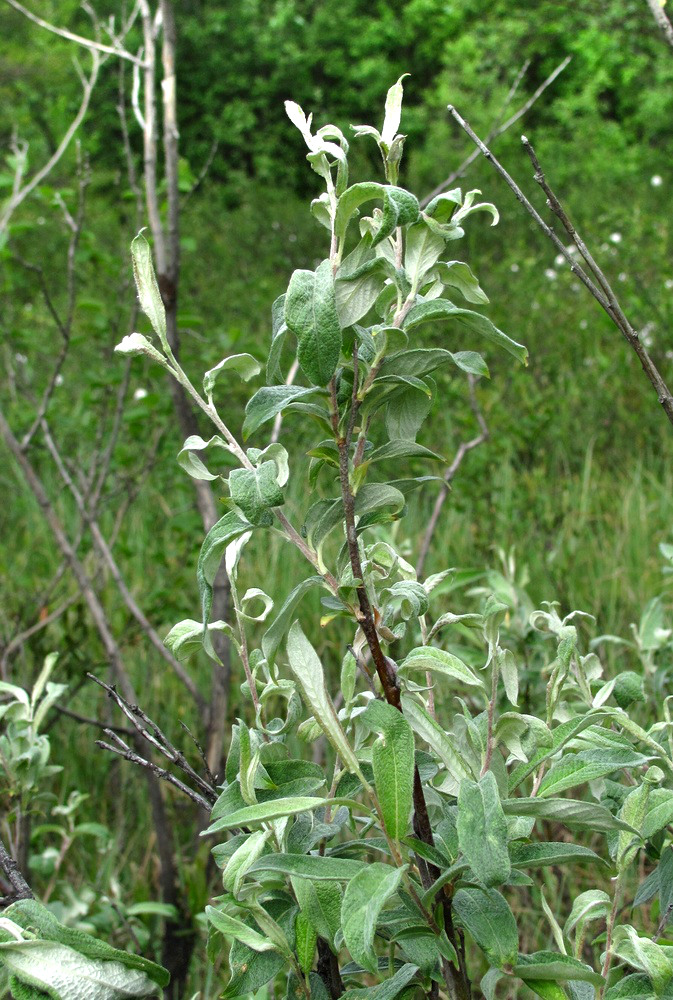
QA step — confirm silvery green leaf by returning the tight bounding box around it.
[284,101,313,146]
[424,189,463,221]
[251,854,365,881]
[292,877,342,952]
[285,262,342,386]
[399,647,484,688]
[373,187,420,247]
[262,576,324,668]
[401,694,473,791]
[114,333,164,362]
[203,354,261,395]
[243,385,322,439]
[311,194,332,230]
[457,772,510,887]
[642,789,673,840]
[343,964,419,1000]
[204,797,360,835]
[247,442,289,486]
[509,842,605,870]
[404,299,527,364]
[514,952,603,986]
[295,912,316,975]
[0,940,161,998]
[498,648,519,706]
[454,189,500,227]
[229,461,285,526]
[405,223,445,290]
[611,926,673,994]
[564,890,610,936]
[435,261,489,305]
[341,863,405,973]
[334,182,385,241]
[164,618,235,663]
[351,124,382,143]
[177,434,231,481]
[130,233,167,348]
[361,700,414,839]
[287,623,368,785]
[381,75,408,147]
[30,652,58,707]
[453,888,518,969]
[222,830,270,898]
[206,906,278,954]
[197,512,253,632]
[239,588,273,622]
[384,378,433,442]
[538,749,650,798]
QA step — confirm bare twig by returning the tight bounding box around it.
[417,375,488,578]
[446,106,673,427]
[421,56,571,208]
[1,593,81,676]
[53,704,135,737]
[0,837,33,905]
[18,156,90,451]
[3,0,145,65]
[88,673,218,804]
[39,416,206,710]
[0,49,100,233]
[181,140,219,206]
[96,734,213,811]
[645,0,673,50]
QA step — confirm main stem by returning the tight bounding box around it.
[331,368,470,1000]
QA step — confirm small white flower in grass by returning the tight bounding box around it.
[618,272,627,283]
[544,268,557,280]
[133,387,148,400]
[271,220,280,230]
[554,253,565,267]
[609,232,622,244]
[580,319,588,330]
[566,244,578,255]
[54,374,64,387]
[288,233,297,243]
[651,175,663,188]
[15,352,27,364]
[665,279,673,290]
[510,263,519,273]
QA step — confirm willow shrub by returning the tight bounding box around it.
[114,81,673,1000]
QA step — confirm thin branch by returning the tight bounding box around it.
[445,106,609,308]
[18,156,89,451]
[1,593,81,675]
[421,56,571,208]
[645,0,673,50]
[96,734,213,811]
[417,375,488,578]
[39,417,206,711]
[521,134,673,426]
[0,49,100,233]
[3,0,145,66]
[447,105,673,427]
[181,140,219,206]
[88,673,218,804]
[0,837,33,905]
[53,703,135,737]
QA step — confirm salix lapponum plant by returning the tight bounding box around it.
[114,81,673,1000]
